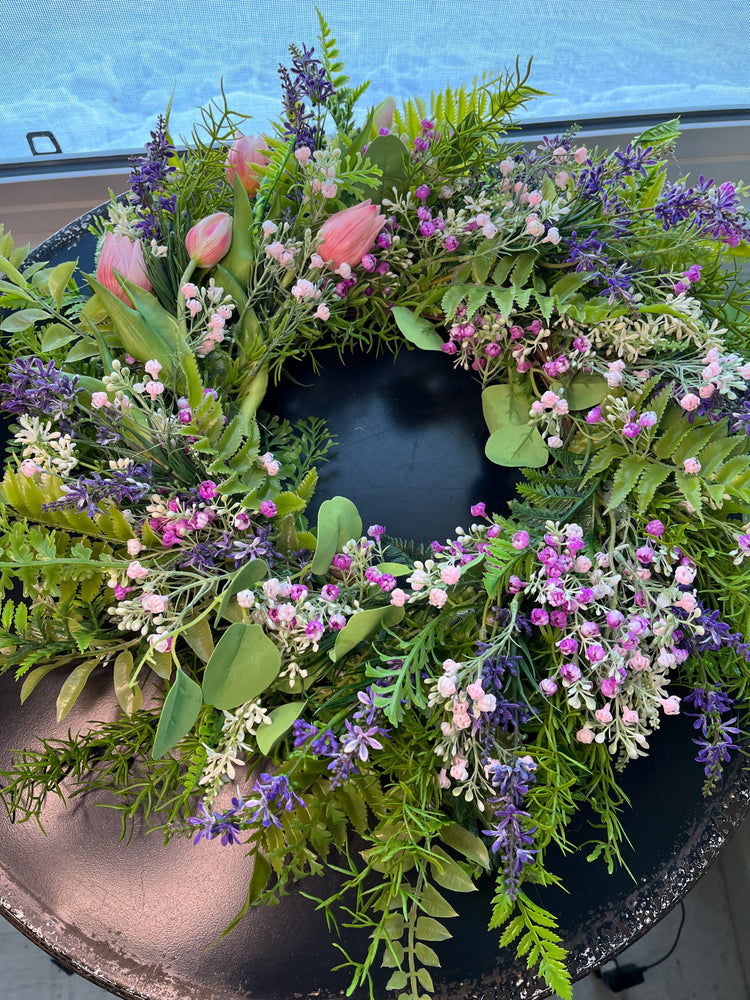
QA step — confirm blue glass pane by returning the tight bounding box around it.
[1,0,747,162]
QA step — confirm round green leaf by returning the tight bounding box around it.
[217,559,268,623]
[391,307,444,351]
[481,383,532,434]
[310,496,362,575]
[202,623,281,710]
[485,426,548,468]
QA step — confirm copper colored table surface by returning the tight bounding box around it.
[0,212,749,999]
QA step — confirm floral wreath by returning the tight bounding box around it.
[1,15,750,1000]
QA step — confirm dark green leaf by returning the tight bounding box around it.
[361,134,408,203]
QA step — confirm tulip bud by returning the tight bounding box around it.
[225,134,269,196]
[316,200,387,269]
[185,212,233,267]
[96,232,152,304]
[371,97,396,136]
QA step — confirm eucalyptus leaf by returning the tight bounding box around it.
[331,604,405,662]
[557,371,610,410]
[310,496,362,575]
[361,134,408,203]
[216,559,268,623]
[202,622,281,710]
[481,383,532,433]
[152,669,203,758]
[391,307,444,351]
[256,701,306,755]
[485,425,548,468]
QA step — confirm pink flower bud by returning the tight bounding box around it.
[659,696,681,716]
[96,232,152,304]
[185,212,233,267]
[225,134,269,196]
[316,200,386,269]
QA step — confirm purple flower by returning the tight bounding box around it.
[0,357,79,421]
[684,687,740,791]
[42,462,153,517]
[244,774,305,828]
[482,757,538,899]
[128,115,176,240]
[341,720,387,761]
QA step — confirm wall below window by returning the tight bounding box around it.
[1,118,747,251]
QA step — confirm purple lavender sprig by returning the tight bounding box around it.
[41,462,153,518]
[243,773,306,828]
[482,755,538,900]
[654,176,750,246]
[291,686,390,788]
[683,688,741,793]
[188,793,245,846]
[0,357,79,422]
[128,115,177,241]
[278,45,334,151]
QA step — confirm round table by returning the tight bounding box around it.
[1,209,748,1000]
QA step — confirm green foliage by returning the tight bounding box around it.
[582,399,750,521]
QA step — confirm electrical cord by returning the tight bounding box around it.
[594,900,686,993]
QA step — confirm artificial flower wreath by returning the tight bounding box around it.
[1,15,749,999]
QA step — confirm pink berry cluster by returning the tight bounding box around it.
[510,520,703,761]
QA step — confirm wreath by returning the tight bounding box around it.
[1,15,750,1000]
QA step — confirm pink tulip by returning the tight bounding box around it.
[225,134,269,197]
[96,232,152,303]
[316,200,386,269]
[185,212,233,267]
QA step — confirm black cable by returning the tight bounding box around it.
[641,900,686,971]
[595,900,687,992]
